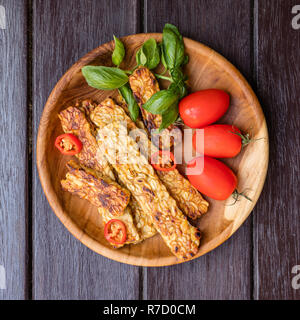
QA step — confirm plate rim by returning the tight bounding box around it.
[36,33,269,267]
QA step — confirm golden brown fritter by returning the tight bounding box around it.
[96,121,201,260]
[61,161,130,216]
[61,161,140,246]
[89,98,209,219]
[59,102,155,243]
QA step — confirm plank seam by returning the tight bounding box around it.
[249,0,255,302]
[142,0,147,33]
[138,267,144,300]
[252,0,259,301]
[25,0,33,301]
[139,0,147,301]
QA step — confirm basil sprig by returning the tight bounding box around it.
[136,38,160,69]
[82,66,128,90]
[118,84,140,121]
[142,24,189,131]
[112,35,125,67]
[161,24,189,100]
[81,24,190,129]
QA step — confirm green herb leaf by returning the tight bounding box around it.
[82,66,128,90]
[118,84,139,122]
[112,35,125,67]
[142,38,160,69]
[136,48,147,65]
[158,104,179,132]
[161,44,168,70]
[142,89,179,115]
[162,24,185,69]
[164,23,183,39]
[136,38,160,69]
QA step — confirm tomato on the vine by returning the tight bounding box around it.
[193,124,242,158]
[187,156,237,200]
[179,89,230,128]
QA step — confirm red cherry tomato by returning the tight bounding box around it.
[179,89,230,128]
[193,124,242,158]
[187,156,237,200]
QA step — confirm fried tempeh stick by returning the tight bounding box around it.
[129,68,210,218]
[59,105,140,243]
[96,120,201,260]
[61,160,140,245]
[81,100,157,240]
[89,98,209,219]
[59,104,154,242]
[61,160,130,216]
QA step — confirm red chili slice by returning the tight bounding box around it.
[150,150,176,172]
[104,219,127,245]
[55,133,82,155]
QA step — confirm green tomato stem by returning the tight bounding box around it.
[227,189,252,206]
[230,131,264,148]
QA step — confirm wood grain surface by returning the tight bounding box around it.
[253,0,300,300]
[144,0,254,300]
[0,0,299,300]
[32,0,141,300]
[0,0,28,300]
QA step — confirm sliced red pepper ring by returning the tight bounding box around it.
[104,219,127,245]
[150,150,176,172]
[55,133,82,155]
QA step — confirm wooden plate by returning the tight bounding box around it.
[37,33,269,266]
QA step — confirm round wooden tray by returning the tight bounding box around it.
[37,33,269,266]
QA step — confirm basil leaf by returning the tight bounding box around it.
[162,24,185,69]
[136,47,147,65]
[136,38,160,69]
[142,38,160,69]
[161,47,167,70]
[112,36,125,67]
[82,66,128,90]
[164,23,183,39]
[142,89,178,115]
[158,42,168,70]
[158,104,179,132]
[118,84,139,122]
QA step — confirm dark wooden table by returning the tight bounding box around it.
[0,0,299,300]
